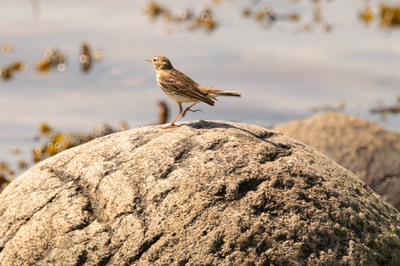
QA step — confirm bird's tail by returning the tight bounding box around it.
[203,86,241,97]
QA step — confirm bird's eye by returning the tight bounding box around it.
[153,58,156,62]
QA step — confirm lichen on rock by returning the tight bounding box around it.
[0,120,399,265]
[277,112,400,211]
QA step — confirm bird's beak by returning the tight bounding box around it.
[146,58,152,62]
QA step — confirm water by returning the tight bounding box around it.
[1,0,399,166]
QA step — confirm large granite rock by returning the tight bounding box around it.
[1,120,399,265]
[276,112,400,211]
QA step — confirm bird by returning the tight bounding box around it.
[146,56,241,128]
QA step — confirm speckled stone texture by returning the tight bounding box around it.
[277,112,400,211]
[1,120,399,265]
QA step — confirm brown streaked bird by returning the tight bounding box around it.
[146,56,241,128]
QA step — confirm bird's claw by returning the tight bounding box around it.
[181,108,201,119]
[162,123,181,129]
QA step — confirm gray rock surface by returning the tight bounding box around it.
[1,120,400,265]
[276,112,400,211]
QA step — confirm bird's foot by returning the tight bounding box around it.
[162,123,181,129]
[181,108,202,119]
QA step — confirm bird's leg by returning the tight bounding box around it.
[181,103,201,119]
[163,103,182,129]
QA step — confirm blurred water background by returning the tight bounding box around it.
[1,0,399,168]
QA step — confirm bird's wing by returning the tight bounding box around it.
[159,69,215,106]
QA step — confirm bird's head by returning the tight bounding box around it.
[146,56,174,70]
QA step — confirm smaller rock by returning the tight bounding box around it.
[276,112,400,210]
